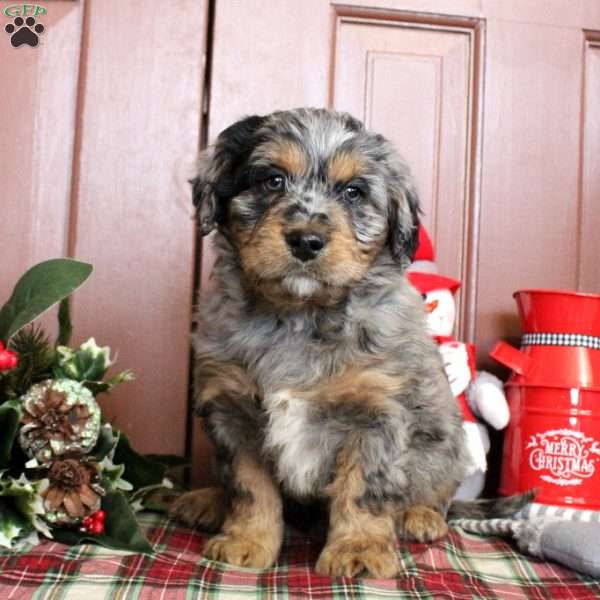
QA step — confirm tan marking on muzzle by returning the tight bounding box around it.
[238,208,290,281]
[317,204,385,286]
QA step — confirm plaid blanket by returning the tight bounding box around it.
[1,512,599,599]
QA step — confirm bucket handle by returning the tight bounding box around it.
[490,341,534,376]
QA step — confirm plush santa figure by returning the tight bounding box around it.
[407,226,510,499]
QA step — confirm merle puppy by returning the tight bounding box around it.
[170,108,525,577]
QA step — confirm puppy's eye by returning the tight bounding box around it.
[343,185,362,203]
[264,175,285,191]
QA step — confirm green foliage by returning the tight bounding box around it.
[0,400,21,470]
[113,434,186,511]
[0,497,31,549]
[54,338,134,395]
[82,370,135,395]
[92,427,182,511]
[0,259,93,343]
[56,297,72,347]
[0,258,177,554]
[53,491,153,554]
[55,338,112,381]
[0,473,50,545]
[4,326,54,399]
[100,457,131,493]
[90,424,119,462]
[114,433,167,490]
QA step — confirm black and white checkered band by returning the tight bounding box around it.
[522,332,600,350]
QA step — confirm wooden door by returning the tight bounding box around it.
[195,0,600,481]
[0,0,209,456]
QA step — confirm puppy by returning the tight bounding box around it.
[171,108,526,577]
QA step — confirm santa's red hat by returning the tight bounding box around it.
[414,225,435,262]
[407,225,461,294]
[407,271,461,295]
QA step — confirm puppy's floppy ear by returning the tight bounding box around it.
[385,146,421,266]
[192,114,266,236]
[191,149,219,236]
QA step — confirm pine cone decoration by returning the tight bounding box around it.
[19,379,101,463]
[42,458,103,525]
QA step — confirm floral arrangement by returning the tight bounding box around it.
[0,259,181,553]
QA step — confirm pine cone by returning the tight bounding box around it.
[19,379,101,463]
[42,458,104,525]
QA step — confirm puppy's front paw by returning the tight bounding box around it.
[203,534,277,568]
[169,487,225,532]
[315,536,400,578]
[400,505,448,542]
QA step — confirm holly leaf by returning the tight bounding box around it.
[90,424,119,461]
[55,338,134,395]
[82,370,135,396]
[0,473,49,540]
[113,434,166,490]
[0,400,22,470]
[55,339,111,382]
[0,259,93,343]
[0,497,32,549]
[52,491,153,554]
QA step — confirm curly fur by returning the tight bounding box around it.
[171,108,495,577]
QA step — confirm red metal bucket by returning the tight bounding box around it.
[515,289,600,335]
[491,289,600,509]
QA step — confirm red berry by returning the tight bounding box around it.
[0,341,4,351]
[0,350,18,371]
[6,352,17,369]
[94,510,106,523]
[90,521,104,535]
[82,516,93,527]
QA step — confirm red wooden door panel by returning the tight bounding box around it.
[0,1,83,337]
[1,0,209,456]
[476,17,591,365]
[69,0,207,454]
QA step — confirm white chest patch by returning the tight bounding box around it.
[263,390,338,497]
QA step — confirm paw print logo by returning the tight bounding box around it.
[5,16,45,48]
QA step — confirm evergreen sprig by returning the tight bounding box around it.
[5,326,54,399]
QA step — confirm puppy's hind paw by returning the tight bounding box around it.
[315,536,400,578]
[168,487,226,532]
[400,505,448,542]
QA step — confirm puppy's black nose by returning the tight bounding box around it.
[285,230,327,261]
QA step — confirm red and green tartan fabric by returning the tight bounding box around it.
[1,512,599,599]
